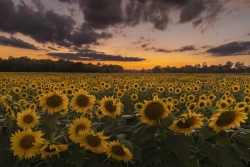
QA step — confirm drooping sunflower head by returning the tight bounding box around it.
[71,90,96,113]
[39,91,68,114]
[106,141,133,162]
[100,96,122,118]
[169,112,204,135]
[10,129,44,159]
[208,107,248,133]
[139,96,169,126]
[77,129,109,154]
[68,117,92,143]
[34,140,68,159]
[17,109,40,129]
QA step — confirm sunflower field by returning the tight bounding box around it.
[0,72,250,167]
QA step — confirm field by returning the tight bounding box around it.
[0,72,250,167]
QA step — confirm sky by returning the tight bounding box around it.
[0,0,250,70]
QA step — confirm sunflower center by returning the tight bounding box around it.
[75,124,86,135]
[44,145,56,152]
[46,95,63,107]
[137,104,142,109]
[220,103,227,108]
[199,102,205,107]
[216,111,236,126]
[23,115,34,123]
[105,101,116,113]
[76,95,89,107]
[19,135,35,149]
[176,117,194,129]
[86,135,101,147]
[239,104,244,108]
[245,98,250,103]
[190,105,195,110]
[144,102,164,119]
[111,145,126,156]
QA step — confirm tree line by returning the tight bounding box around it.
[0,56,249,73]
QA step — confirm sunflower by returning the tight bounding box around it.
[243,96,250,104]
[169,111,204,135]
[77,130,109,154]
[130,93,138,101]
[39,91,68,114]
[139,96,169,126]
[71,90,96,114]
[243,105,250,112]
[174,87,182,94]
[216,100,230,110]
[13,87,22,94]
[17,109,40,129]
[187,102,197,111]
[197,100,207,109]
[35,140,68,158]
[244,89,250,94]
[100,96,122,118]
[236,102,247,109]
[10,129,44,159]
[187,94,195,102]
[106,141,133,162]
[134,102,143,110]
[68,117,92,143]
[232,85,240,92]
[225,97,236,105]
[208,107,247,133]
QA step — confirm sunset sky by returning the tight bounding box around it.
[0,0,250,70]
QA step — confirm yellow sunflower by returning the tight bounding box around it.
[100,96,122,118]
[13,87,22,94]
[16,109,40,129]
[35,140,68,158]
[169,111,204,135]
[208,107,248,134]
[68,117,92,143]
[130,93,138,101]
[139,96,169,126]
[71,90,96,114]
[216,100,230,110]
[39,91,68,114]
[106,141,133,162]
[197,100,207,109]
[77,129,109,154]
[134,102,143,110]
[10,129,44,159]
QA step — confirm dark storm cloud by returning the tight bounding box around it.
[78,0,124,29]
[0,36,38,50]
[174,45,196,52]
[0,0,112,47]
[206,41,250,56]
[47,50,146,62]
[32,0,45,12]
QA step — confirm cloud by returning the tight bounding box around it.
[0,0,112,47]
[0,36,38,50]
[141,43,149,48]
[32,0,45,12]
[47,50,146,62]
[78,0,124,29]
[48,46,59,51]
[206,41,250,56]
[174,45,196,52]
[150,47,172,53]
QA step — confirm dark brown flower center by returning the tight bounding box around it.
[19,135,35,149]
[176,117,194,129]
[111,145,126,156]
[76,95,89,107]
[86,135,101,147]
[220,102,227,108]
[189,104,195,110]
[46,95,63,108]
[137,104,142,109]
[44,145,56,152]
[216,111,236,126]
[23,115,34,123]
[75,124,86,135]
[144,102,164,119]
[105,101,116,113]
[239,104,244,108]
[199,102,205,107]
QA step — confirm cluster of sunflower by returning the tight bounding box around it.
[0,73,250,166]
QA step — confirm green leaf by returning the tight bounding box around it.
[166,134,192,163]
[199,121,215,140]
[141,146,168,167]
[131,124,155,144]
[70,146,85,167]
[235,131,250,147]
[201,140,244,167]
[87,154,101,167]
[132,143,142,163]
[113,162,123,167]
[42,114,58,130]
[162,114,176,128]
[163,150,183,167]
[232,142,249,163]
[123,140,133,153]
[7,120,18,134]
